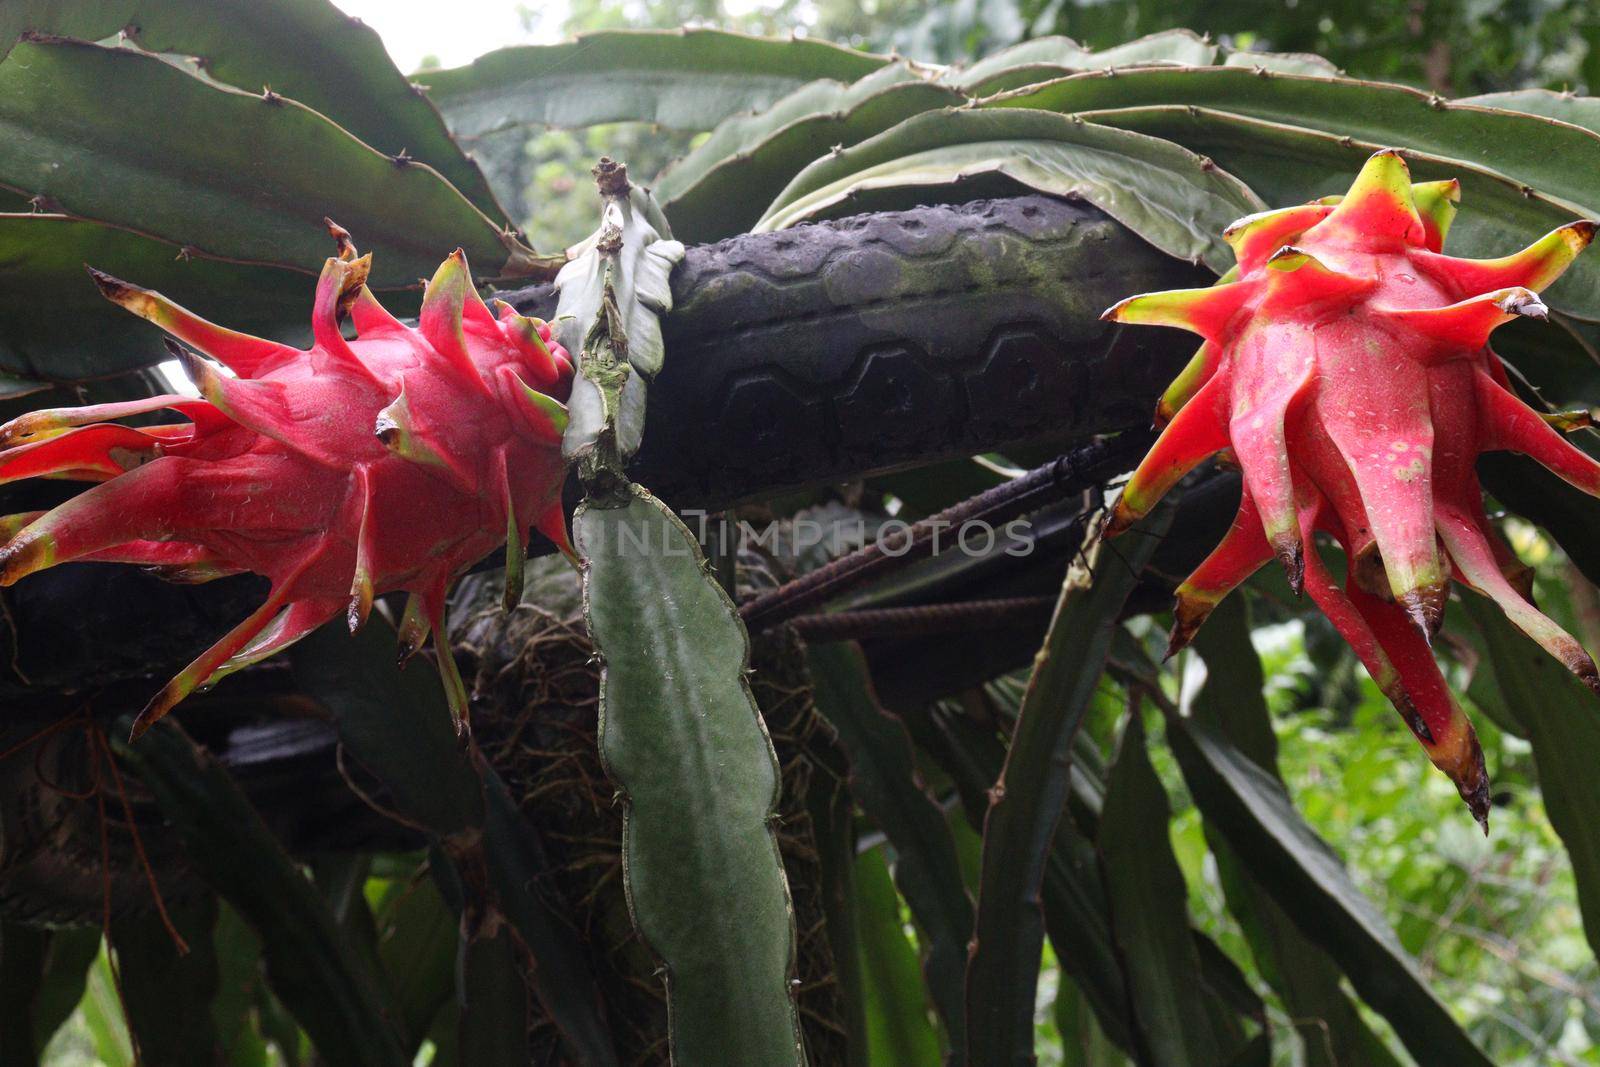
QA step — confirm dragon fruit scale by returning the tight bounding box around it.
[0,227,574,738]
[1103,149,1600,827]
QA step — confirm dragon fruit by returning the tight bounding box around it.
[1103,149,1600,827]
[0,226,573,737]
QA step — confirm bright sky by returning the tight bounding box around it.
[331,0,559,73]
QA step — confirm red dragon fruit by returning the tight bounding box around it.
[0,227,573,737]
[1103,149,1600,827]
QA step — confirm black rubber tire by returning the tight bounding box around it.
[498,194,1205,509]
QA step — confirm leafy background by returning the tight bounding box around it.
[8,0,1600,1063]
[492,0,1600,249]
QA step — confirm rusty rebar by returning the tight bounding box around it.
[739,432,1150,633]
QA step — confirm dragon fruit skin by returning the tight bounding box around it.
[1103,149,1600,827]
[0,236,573,738]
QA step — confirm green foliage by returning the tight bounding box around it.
[1226,609,1600,1064]
[966,513,1169,1064]
[952,28,1223,94]
[659,65,964,242]
[111,722,411,1067]
[853,846,945,1064]
[1190,598,1401,1067]
[0,37,526,285]
[457,929,532,1067]
[291,616,621,1065]
[1,923,99,1066]
[1158,639,1494,1063]
[1098,708,1239,1065]
[578,489,805,1064]
[423,29,889,138]
[1465,594,1600,964]
[109,899,225,1063]
[6,6,1600,1067]
[807,641,973,1047]
[1033,0,1600,96]
[0,0,504,216]
[753,107,1263,268]
[0,216,322,381]
[0,8,555,384]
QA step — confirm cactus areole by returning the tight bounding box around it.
[1104,149,1600,828]
[0,228,573,738]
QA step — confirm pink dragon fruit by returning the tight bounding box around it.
[1103,149,1600,825]
[0,227,572,737]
